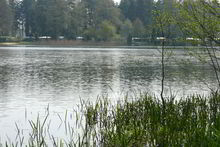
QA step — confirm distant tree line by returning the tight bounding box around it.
[0,0,219,45]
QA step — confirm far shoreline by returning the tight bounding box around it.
[0,40,214,50]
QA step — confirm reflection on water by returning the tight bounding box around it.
[0,46,217,140]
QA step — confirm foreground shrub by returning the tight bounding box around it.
[2,92,220,146]
[84,92,220,146]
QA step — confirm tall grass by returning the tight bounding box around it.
[1,92,220,146]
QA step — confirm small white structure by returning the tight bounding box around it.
[156,37,166,40]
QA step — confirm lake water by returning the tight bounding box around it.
[0,46,217,143]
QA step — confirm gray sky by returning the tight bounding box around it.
[114,0,121,4]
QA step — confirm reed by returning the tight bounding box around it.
[1,92,220,146]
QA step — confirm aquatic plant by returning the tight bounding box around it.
[1,92,220,146]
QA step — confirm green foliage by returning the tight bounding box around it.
[0,36,20,42]
[3,93,220,146]
[81,0,122,41]
[153,0,181,44]
[0,0,13,36]
[132,18,145,37]
[97,20,117,41]
[83,92,220,146]
[119,0,155,41]
[176,0,220,87]
[176,0,220,45]
[65,2,87,39]
[83,27,97,40]
[34,0,68,39]
[120,19,133,38]
[8,0,21,36]
[119,0,154,26]
[21,0,36,36]
[2,0,219,45]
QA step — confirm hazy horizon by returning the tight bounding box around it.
[114,0,121,4]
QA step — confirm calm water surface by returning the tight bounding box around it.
[0,46,217,142]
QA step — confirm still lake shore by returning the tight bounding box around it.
[0,40,125,47]
[0,44,218,146]
[1,92,220,146]
[0,40,208,50]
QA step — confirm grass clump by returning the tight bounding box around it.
[83,92,220,146]
[2,92,220,146]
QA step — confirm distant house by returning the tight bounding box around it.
[76,36,84,40]
[156,37,166,40]
[186,37,200,41]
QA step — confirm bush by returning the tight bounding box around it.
[0,36,7,42]
[83,92,220,146]
[2,92,220,146]
[0,36,21,42]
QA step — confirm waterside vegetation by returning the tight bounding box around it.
[0,0,219,46]
[0,0,220,146]
[1,92,220,146]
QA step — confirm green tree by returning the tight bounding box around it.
[136,0,154,26]
[82,0,122,40]
[153,3,175,130]
[46,0,67,39]
[9,0,21,36]
[177,0,220,88]
[119,0,136,22]
[177,0,220,45]
[132,18,145,37]
[95,0,116,24]
[120,19,133,40]
[65,1,87,39]
[151,0,181,44]
[34,0,49,38]
[97,20,117,41]
[0,0,12,36]
[21,0,36,36]
[83,27,97,40]
[81,0,97,28]
[34,0,67,39]
[119,0,154,26]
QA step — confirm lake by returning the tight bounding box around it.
[0,46,217,143]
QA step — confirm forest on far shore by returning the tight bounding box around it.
[0,0,220,46]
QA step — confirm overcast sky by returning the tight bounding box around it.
[114,0,121,4]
